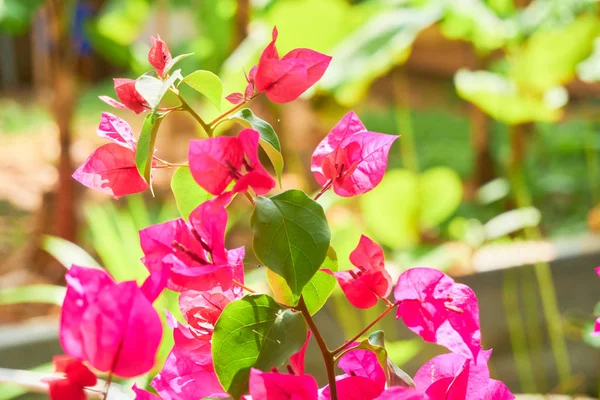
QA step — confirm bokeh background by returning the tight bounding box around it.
[2,0,600,397]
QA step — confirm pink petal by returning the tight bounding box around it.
[188,193,233,264]
[595,266,600,278]
[320,375,382,400]
[169,257,234,292]
[290,331,311,375]
[235,129,275,195]
[48,378,86,400]
[113,78,147,114]
[133,384,162,400]
[61,266,162,378]
[226,92,245,105]
[395,268,481,360]
[350,235,385,271]
[179,286,242,337]
[374,387,428,400]
[485,380,515,400]
[591,317,600,337]
[151,324,226,400]
[254,27,331,104]
[334,269,391,309]
[189,136,244,195]
[228,246,246,283]
[72,143,148,198]
[249,369,318,400]
[148,35,172,77]
[337,348,386,391]
[99,95,127,110]
[97,112,136,149]
[245,82,255,99]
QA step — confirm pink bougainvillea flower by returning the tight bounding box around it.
[413,351,514,400]
[337,346,386,392]
[99,78,148,114]
[248,368,318,400]
[226,67,258,105]
[592,317,600,337]
[330,235,392,309]
[46,356,97,400]
[319,375,383,400]
[152,317,227,400]
[72,113,151,198]
[395,267,482,360]
[374,387,428,400]
[189,129,275,196]
[179,284,243,338]
[311,112,398,197]
[60,265,163,378]
[253,27,331,103]
[133,384,162,400]
[290,331,311,375]
[148,35,172,77]
[140,194,244,292]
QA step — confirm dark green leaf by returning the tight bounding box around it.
[212,294,307,399]
[41,235,100,269]
[0,285,66,306]
[228,108,283,186]
[135,111,163,185]
[182,70,224,111]
[251,190,331,302]
[267,246,338,315]
[0,0,44,34]
[171,167,211,220]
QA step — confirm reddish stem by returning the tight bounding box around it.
[314,180,333,201]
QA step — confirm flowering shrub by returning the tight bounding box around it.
[56,30,516,400]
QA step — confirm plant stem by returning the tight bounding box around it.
[232,279,255,293]
[243,191,256,205]
[314,180,333,200]
[209,94,259,129]
[393,69,419,173]
[297,296,338,400]
[177,94,213,137]
[331,303,396,356]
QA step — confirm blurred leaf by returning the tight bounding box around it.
[93,0,149,45]
[359,169,420,249]
[419,167,463,229]
[321,5,441,105]
[136,71,181,110]
[385,339,423,367]
[484,207,542,239]
[171,167,211,220]
[267,246,338,315]
[0,285,65,306]
[135,111,162,184]
[0,363,52,400]
[164,53,194,76]
[454,69,567,124]
[578,36,600,82]
[510,14,600,92]
[42,235,100,269]
[181,70,224,111]
[0,0,43,34]
[228,108,284,186]
[582,320,600,348]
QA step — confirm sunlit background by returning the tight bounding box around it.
[2,0,600,397]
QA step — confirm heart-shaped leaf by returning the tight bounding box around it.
[228,108,284,187]
[212,294,307,399]
[267,246,338,315]
[170,167,212,220]
[182,70,224,111]
[251,190,331,302]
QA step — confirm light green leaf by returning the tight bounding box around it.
[0,0,44,34]
[135,111,163,184]
[135,70,181,110]
[267,246,338,315]
[321,5,441,105]
[359,169,420,249]
[182,70,224,111]
[171,167,212,220]
[41,235,100,269]
[0,285,65,306]
[251,190,331,302]
[228,108,283,186]
[164,53,194,76]
[454,69,567,125]
[212,294,307,399]
[419,167,463,229]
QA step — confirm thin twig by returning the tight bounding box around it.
[314,180,333,201]
[208,93,259,129]
[175,93,213,137]
[232,279,256,293]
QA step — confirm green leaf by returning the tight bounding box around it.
[41,235,100,269]
[136,111,163,185]
[455,69,568,125]
[419,167,463,229]
[228,108,284,186]
[182,70,224,111]
[135,70,182,110]
[321,5,441,105]
[0,0,44,34]
[171,167,212,220]
[0,285,66,306]
[164,53,194,76]
[212,294,307,399]
[0,363,52,400]
[359,169,420,249]
[267,246,338,315]
[251,190,331,302]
